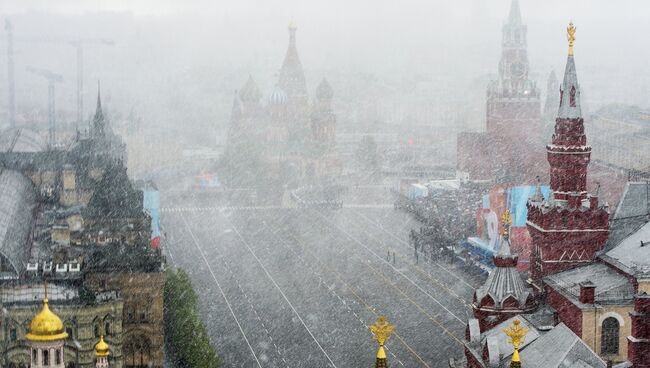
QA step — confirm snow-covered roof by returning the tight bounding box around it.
[0,170,37,278]
[603,219,650,277]
[607,182,650,250]
[503,323,606,368]
[544,263,634,305]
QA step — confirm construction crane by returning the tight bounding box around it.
[26,66,63,148]
[69,39,114,128]
[0,128,22,177]
[5,20,15,128]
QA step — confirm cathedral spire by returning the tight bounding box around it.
[92,81,105,139]
[278,21,307,99]
[558,23,581,119]
[508,0,522,26]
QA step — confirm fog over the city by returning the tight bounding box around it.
[2,1,650,367]
[1,0,649,154]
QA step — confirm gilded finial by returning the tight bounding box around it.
[504,319,528,367]
[567,22,576,56]
[369,316,395,363]
[501,210,512,237]
[44,280,48,303]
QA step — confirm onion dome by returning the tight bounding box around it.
[239,75,261,103]
[26,285,68,342]
[268,85,287,105]
[315,78,333,100]
[95,335,110,357]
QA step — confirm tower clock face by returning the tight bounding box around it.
[511,62,524,78]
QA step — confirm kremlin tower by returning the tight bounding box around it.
[457,0,544,183]
[26,285,68,368]
[472,211,536,331]
[526,23,609,285]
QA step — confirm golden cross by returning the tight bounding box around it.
[501,210,512,236]
[504,319,528,349]
[567,22,576,56]
[369,316,395,346]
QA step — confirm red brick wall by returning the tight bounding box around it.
[545,284,582,336]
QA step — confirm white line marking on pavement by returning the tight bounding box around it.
[312,210,465,324]
[223,215,339,368]
[180,214,263,368]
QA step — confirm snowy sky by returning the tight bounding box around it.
[1,0,649,142]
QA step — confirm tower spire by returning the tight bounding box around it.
[508,0,522,26]
[278,21,307,99]
[557,23,581,120]
[93,81,106,138]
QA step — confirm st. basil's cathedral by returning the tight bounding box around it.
[222,22,340,190]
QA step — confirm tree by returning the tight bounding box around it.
[164,269,221,368]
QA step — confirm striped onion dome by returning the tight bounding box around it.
[269,85,288,105]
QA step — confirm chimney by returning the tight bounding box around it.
[579,281,595,304]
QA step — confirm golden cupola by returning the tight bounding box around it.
[95,335,110,357]
[25,284,68,342]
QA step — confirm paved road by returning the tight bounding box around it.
[161,193,484,368]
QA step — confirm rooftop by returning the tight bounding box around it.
[544,262,634,305]
[602,219,650,278]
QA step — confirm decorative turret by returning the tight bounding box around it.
[315,78,333,101]
[369,316,395,368]
[95,335,110,368]
[27,283,68,368]
[239,75,262,105]
[527,23,609,285]
[311,78,336,153]
[473,211,536,331]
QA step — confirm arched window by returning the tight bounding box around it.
[43,349,49,366]
[94,323,100,338]
[33,348,37,362]
[601,317,620,355]
[56,349,61,364]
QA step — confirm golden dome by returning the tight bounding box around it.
[95,335,110,357]
[25,285,68,342]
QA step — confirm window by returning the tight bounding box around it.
[33,349,37,362]
[94,323,100,338]
[105,322,112,336]
[66,327,74,339]
[43,350,49,366]
[601,317,620,355]
[56,349,61,364]
[10,327,16,341]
